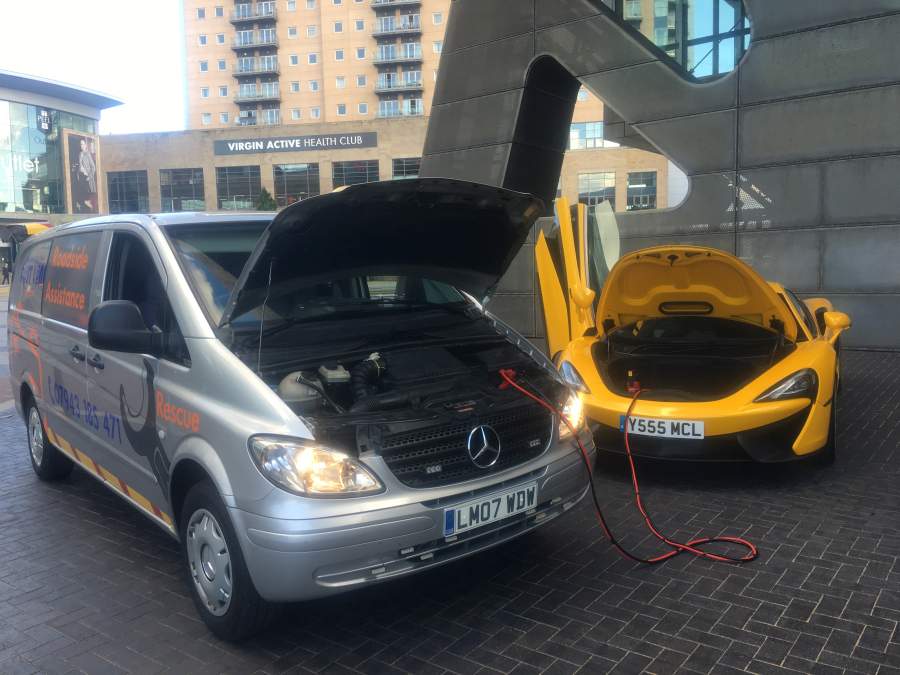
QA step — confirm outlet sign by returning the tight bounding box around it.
[214,132,377,155]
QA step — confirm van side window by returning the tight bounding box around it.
[104,232,190,365]
[43,232,103,328]
[10,240,51,314]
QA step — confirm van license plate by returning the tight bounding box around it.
[443,482,538,536]
[619,415,705,439]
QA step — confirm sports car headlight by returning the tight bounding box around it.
[559,392,585,439]
[754,369,818,402]
[248,436,382,496]
[559,360,590,394]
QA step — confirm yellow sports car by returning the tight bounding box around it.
[536,199,851,463]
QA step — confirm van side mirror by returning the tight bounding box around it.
[823,311,851,343]
[88,301,160,354]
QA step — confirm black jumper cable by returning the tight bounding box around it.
[498,368,758,565]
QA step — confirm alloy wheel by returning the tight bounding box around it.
[186,508,233,616]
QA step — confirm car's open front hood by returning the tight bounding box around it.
[218,178,544,327]
[596,245,798,341]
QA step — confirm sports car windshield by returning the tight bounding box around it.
[165,222,466,328]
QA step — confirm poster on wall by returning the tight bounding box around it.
[63,130,100,214]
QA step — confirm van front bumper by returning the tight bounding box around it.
[227,442,592,602]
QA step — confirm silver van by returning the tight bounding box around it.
[8,179,593,640]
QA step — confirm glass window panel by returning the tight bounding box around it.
[627,171,657,210]
[215,165,261,209]
[273,163,320,206]
[578,172,616,211]
[107,170,149,214]
[160,168,205,212]
[392,157,420,179]
[687,42,715,77]
[686,0,715,39]
[332,160,379,187]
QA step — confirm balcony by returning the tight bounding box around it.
[372,16,421,37]
[230,4,277,24]
[234,86,281,103]
[372,0,420,6]
[233,59,280,76]
[377,103,424,118]
[373,46,423,65]
[374,78,423,94]
[232,33,278,50]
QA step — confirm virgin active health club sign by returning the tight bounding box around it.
[214,132,377,155]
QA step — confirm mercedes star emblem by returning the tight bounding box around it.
[466,425,501,468]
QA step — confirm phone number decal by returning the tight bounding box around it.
[48,376,123,444]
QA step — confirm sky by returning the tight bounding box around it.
[3,0,187,135]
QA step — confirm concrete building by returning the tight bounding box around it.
[421,0,900,349]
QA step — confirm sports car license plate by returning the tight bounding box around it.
[443,482,538,536]
[619,415,705,439]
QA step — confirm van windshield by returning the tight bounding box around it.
[165,222,467,328]
[165,222,269,325]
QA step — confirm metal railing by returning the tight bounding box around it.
[373,16,421,36]
[373,46,423,64]
[374,79,423,93]
[376,107,424,118]
[231,5,277,23]
[232,33,278,49]
[234,59,280,75]
[234,86,281,102]
[371,0,421,6]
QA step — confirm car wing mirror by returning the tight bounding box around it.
[823,311,851,344]
[571,285,595,310]
[88,301,160,355]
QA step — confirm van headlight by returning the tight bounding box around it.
[559,392,585,439]
[754,369,818,402]
[248,436,383,496]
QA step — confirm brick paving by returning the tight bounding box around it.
[0,351,898,674]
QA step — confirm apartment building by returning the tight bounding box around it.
[185,0,451,128]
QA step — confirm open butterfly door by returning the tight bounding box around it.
[535,197,600,358]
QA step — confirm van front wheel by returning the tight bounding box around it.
[180,481,278,641]
[27,403,73,481]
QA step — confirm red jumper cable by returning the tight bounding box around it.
[498,368,758,565]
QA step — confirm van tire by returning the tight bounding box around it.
[26,403,73,481]
[180,481,279,641]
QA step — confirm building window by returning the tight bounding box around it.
[336,103,347,116]
[310,107,321,119]
[308,53,318,64]
[627,171,657,210]
[288,26,298,37]
[199,34,208,46]
[356,47,366,60]
[217,59,227,70]
[356,74,367,87]
[200,87,210,98]
[332,0,341,4]
[306,0,315,7]
[273,163,320,206]
[107,171,149,214]
[309,80,319,91]
[290,54,299,65]
[287,0,296,9]
[578,172,616,210]
[433,41,443,54]
[333,21,343,32]
[290,80,301,92]
[628,0,752,78]
[215,5,224,16]
[201,113,212,125]
[307,24,317,37]
[569,122,609,149]
[333,160,379,187]
[197,7,206,19]
[433,12,443,25]
[219,85,228,96]
[220,112,229,123]
[355,19,365,31]
[577,87,589,101]
[358,102,368,114]
[392,157,420,180]
[335,76,346,89]
[215,165,261,210]
[216,33,225,44]
[199,60,209,72]
[291,108,301,120]
[335,49,344,61]
[160,168,205,212]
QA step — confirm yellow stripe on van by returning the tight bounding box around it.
[44,422,175,531]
